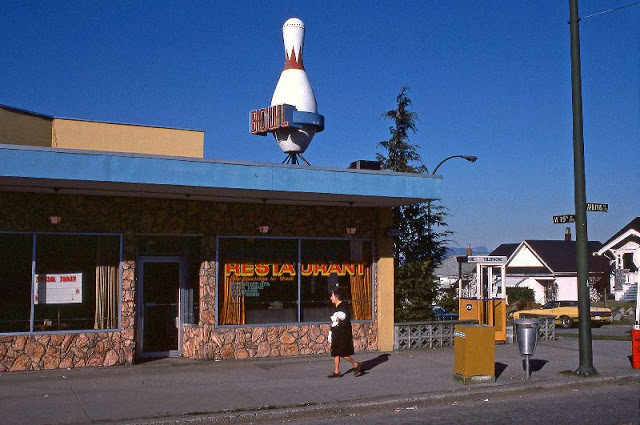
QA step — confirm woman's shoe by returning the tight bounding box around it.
[327,372,341,378]
[354,363,362,376]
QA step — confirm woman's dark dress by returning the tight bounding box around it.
[330,301,355,357]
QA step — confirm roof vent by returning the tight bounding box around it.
[349,160,382,170]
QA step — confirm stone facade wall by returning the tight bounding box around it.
[0,191,383,371]
[182,323,378,361]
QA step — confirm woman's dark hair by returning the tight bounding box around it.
[330,286,342,300]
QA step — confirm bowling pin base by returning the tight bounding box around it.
[282,153,310,165]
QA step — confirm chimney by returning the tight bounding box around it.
[564,227,572,241]
[465,244,472,256]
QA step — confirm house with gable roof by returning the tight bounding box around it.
[434,254,477,298]
[596,217,640,301]
[490,239,608,304]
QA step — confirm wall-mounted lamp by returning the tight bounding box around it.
[345,201,357,235]
[258,225,270,234]
[50,187,62,225]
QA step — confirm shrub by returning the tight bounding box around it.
[507,287,535,304]
[506,287,539,317]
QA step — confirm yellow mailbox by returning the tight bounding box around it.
[454,324,495,383]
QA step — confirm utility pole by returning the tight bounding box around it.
[569,0,597,375]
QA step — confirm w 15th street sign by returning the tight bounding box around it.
[553,203,608,224]
[553,214,576,224]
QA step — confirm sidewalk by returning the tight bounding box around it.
[0,335,638,425]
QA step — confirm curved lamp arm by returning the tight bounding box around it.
[427,155,478,175]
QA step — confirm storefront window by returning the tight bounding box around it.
[0,234,33,333]
[218,238,298,325]
[0,232,121,334]
[301,239,372,322]
[34,234,120,331]
[217,237,372,326]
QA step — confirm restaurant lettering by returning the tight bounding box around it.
[232,281,270,297]
[225,263,365,277]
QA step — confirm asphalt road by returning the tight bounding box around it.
[253,381,640,425]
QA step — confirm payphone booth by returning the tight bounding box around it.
[458,255,507,343]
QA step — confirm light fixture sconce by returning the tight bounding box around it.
[49,216,62,225]
[345,227,357,235]
[258,225,270,234]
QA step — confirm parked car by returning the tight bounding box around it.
[513,300,612,328]
[431,305,459,321]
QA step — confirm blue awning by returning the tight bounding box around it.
[0,144,440,207]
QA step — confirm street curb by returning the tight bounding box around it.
[122,373,640,424]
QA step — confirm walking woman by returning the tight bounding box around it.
[327,287,361,378]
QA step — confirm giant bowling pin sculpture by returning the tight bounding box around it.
[250,18,324,165]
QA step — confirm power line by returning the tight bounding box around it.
[583,1,640,20]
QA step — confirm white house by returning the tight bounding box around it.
[490,239,608,304]
[596,217,640,301]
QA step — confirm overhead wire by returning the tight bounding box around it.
[582,1,640,20]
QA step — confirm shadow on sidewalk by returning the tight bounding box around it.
[495,362,508,379]
[352,354,390,376]
[522,358,548,373]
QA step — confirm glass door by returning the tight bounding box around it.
[138,257,183,358]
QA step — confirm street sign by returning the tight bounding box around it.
[467,255,507,264]
[553,214,576,224]
[553,203,608,224]
[586,203,608,212]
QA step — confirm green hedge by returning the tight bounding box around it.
[506,287,535,303]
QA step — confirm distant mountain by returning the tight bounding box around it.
[446,246,490,256]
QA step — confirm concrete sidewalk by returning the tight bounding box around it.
[0,335,638,425]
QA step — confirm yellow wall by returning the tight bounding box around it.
[376,208,395,351]
[52,119,204,158]
[0,107,52,147]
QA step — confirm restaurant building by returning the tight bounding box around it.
[0,105,440,371]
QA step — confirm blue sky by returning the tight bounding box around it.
[2,1,638,251]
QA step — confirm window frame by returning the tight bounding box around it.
[215,235,375,328]
[0,231,123,336]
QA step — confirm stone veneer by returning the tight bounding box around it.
[0,191,383,371]
[182,322,378,361]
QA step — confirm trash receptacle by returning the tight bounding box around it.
[514,318,539,356]
[514,318,539,378]
[454,324,495,383]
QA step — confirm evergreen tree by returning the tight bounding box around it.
[376,87,452,321]
[394,260,439,322]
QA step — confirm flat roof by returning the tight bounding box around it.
[0,144,441,207]
[0,104,203,133]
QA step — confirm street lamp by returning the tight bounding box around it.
[426,155,478,175]
[424,154,478,260]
